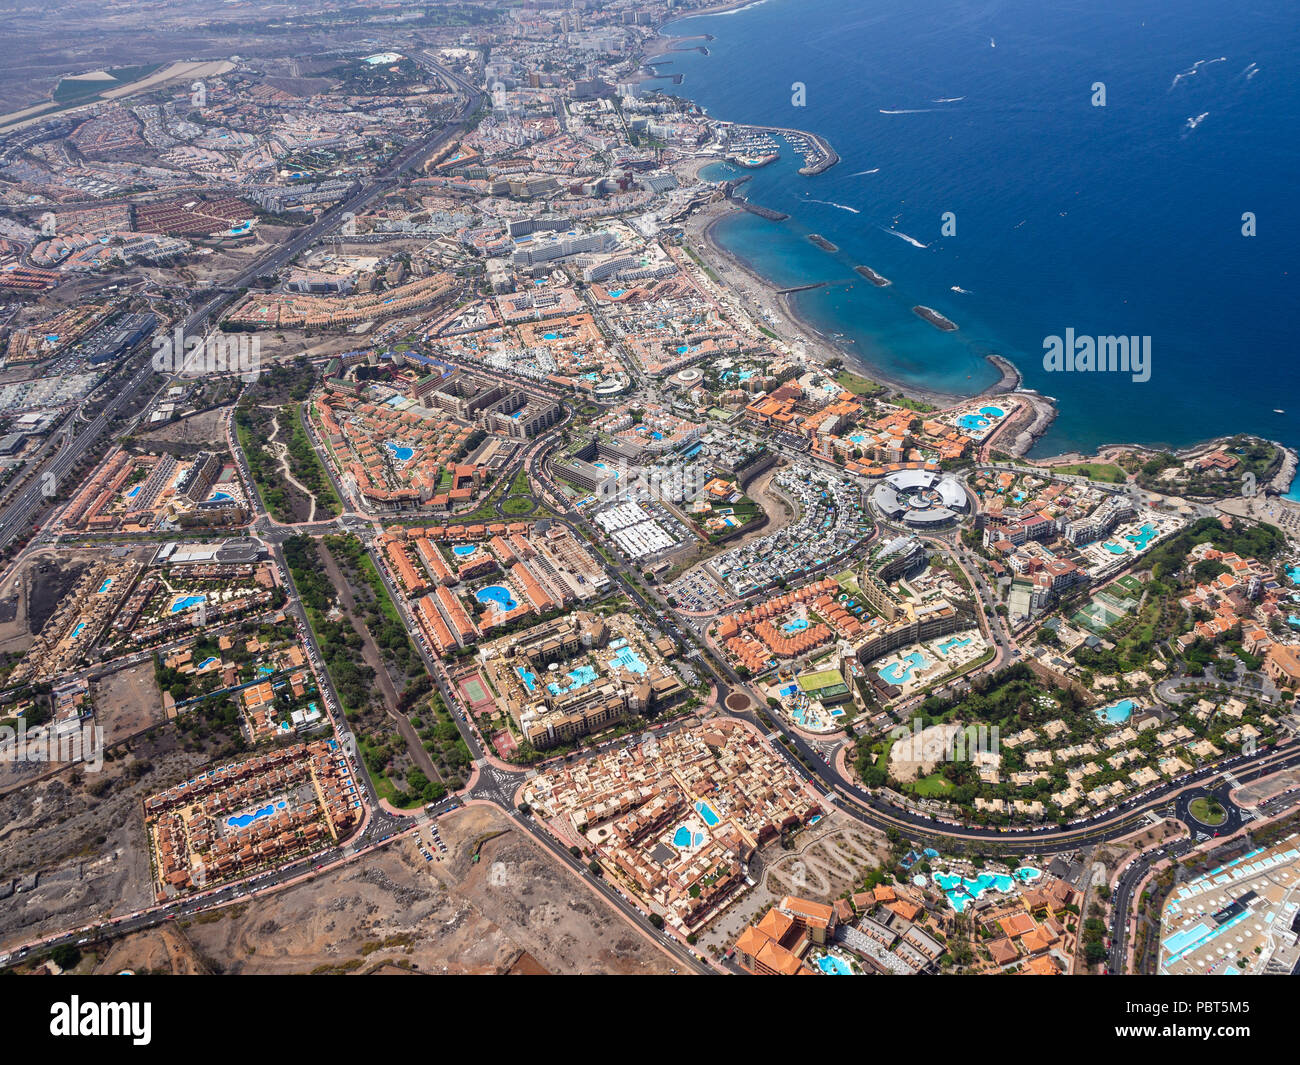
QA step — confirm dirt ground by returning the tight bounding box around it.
[0,550,87,655]
[94,804,678,975]
[92,660,167,744]
[135,407,231,447]
[0,731,211,950]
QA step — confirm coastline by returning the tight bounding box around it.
[652,9,1298,489]
[687,197,966,409]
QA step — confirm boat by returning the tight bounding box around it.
[1274,409,1286,414]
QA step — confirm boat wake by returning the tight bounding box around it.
[881,227,928,249]
[849,167,880,176]
[1170,56,1227,90]
[806,197,861,213]
[1241,61,1260,81]
[932,96,965,103]
[1183,111,1210,133]
[880,108,937,114]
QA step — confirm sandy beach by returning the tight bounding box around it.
[683,195,970,409]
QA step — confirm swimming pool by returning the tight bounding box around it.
[1102,541,1127,554]
[170,594,206,614]
[227,800,288,830]
[516,666,537,692]
[957,414,991,431]
[207,491,233,502]
[782,617,809,635]
[196,656,219,670]
[70,621,86,639]
[608,643,648,674]
[476,585,517,613]
[978,406,1005,418]
[547,664,598,696]
[96,578,114,594]
[936,636,972,656]
[608,289,626,298]
[1096,698,1135,725]
[935,866,1041,912]
[1126,523,1158,550]
[452,544,478,557]
[385,441,414,463]
[126,485,141,498]
[878,651,927,686]
[815,954,854,975]
[672,825,705,849]
[542,332,560,341]
[694,800,721,827]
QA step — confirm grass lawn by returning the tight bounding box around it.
[1053,462,1127,483]
[912,773,955,797]
[835,370,883,396]
[1189,797,1227,826]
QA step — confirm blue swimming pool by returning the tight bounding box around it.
[935,866,1041,912]
[1126,523,1158,551]
[170,594,206,614]
[782,617,809,635]
[196,656,219,670]
[97,578,114,594]
[385,442,414,463]
[70,621,86,639]
[227,800,288,829]
[672,825,704,849]
[1102,541,1127,554]
[207,490,232,502]
[452,544,478,557]
[816,954,854,975]
[694,800,721,827]
[957,414,991,431]
[542,332,560,340]
[546,664,598,696]
[878,651,927,686]
[608,288,625,298]
[476,585,517,612]
[936,636,972,656]
[608,642,647,674]
[1096,698,1135,726]
[516,666,537,692]
[126,485,141,498]
[978,406,1005,418]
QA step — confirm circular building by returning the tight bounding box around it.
[870,469,971,528]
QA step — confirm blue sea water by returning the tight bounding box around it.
[662,0,1299,459]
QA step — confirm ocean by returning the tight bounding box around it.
[659,0,1300,460]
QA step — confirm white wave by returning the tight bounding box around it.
[711,0,770,14]
[806,197,861,214]
[950,285,971,294]
[989,37,996,48]
[932,97,965,104]
[881,227,928,249]
[1185,111,1210,131]
[1242,62,1260,81]
[849,167,880,176]
[1170,56,1227,90]
[879,108,937,114]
